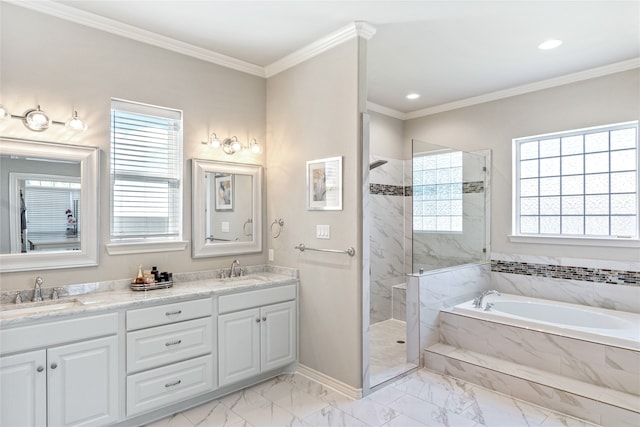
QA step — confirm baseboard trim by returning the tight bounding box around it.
[296,364,363,400]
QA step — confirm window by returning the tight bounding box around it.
[23,177,81,239]
[110,99,183,247]
[513,121,638,242]
[413,150,463,232]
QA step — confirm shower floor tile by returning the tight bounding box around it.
[370,319,418,386]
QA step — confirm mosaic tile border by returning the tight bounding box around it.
[370,181,485,196]
[491,259,639,286]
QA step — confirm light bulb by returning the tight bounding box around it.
[210,133,221,148]
[24,106,51,131]
[231,137,242,152]
[250,139,262,153]
[65,111,87,132]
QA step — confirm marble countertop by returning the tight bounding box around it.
[0,267,298,327]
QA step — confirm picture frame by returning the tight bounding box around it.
[214,174,234,211]
[306,156,343,210]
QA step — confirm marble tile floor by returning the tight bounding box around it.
[370,319,418,387]
[146,369,598,427]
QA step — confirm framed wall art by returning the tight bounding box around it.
[215,174,234,211]
[306,156,342,210]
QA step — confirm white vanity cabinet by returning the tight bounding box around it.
[125,297,215,417]
[218,285,297,387]
[0,313,119,427]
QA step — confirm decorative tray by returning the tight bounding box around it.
[129,281,173,291]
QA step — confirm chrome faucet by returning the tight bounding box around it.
[473,289,500,309]
[33,277,43,302]
[230,259,241,278]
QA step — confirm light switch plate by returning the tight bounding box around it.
[221,221,230,233]
[268,249,274,261]
[316,225,330,239]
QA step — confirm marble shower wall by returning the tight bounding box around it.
[370,156,407,324]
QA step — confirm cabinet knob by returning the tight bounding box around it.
[50,363,58,369]
[255,318,261,323]
[36,366,44,373]
[262,317,267,322]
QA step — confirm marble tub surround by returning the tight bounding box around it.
[424,294,640,426]
[439,310,640,395]
[0,265,298,325]
[490,253,640,313]
[406,263,492,367]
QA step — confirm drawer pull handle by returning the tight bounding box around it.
[165,310,182,316]
[165,380,181,388]
[165,340,182,347]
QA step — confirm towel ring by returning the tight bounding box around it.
[270,218,284,238]
[243,218,253,237]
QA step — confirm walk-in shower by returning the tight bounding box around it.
[367,140,489,388]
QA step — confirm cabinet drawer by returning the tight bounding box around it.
[127,298,213,331]
[219,285,296,314]
[127,317,213,373]
[0,312,118,355]
[126,354,214,417]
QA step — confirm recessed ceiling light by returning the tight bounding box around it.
[538,39,563,50]
[406,93,420,100]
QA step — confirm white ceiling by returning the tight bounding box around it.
[20,1,640,116]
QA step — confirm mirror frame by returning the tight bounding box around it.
[192,159,263,258]
[0,137,100,272]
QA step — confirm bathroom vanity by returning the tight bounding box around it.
[0,269,298,427]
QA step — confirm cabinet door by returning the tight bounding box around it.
[48,335,119,427]
[218,308,260,387]
[261,301,296,372]
[0,350,46,427]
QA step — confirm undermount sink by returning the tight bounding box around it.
[0,299,82,319]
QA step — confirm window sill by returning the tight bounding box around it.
[105,240,188,255]
[508,235,640,248]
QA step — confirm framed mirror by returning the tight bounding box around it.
[192,159,262,257]
[0,137,100,272]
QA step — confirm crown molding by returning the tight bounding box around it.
[404,57,640,120]
[366,102,407,120]
[265,21,376,78]
[8,0,265,77]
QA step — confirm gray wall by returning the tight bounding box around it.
[404,69,640,264]
[0,3,267,288]
[266,39,365,389]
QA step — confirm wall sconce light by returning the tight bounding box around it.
[201,132,262,155]
[1,105,88,132]
[0,105,9,120]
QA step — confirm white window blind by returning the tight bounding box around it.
[110,99,182,241]
[513,121,638,239]
[24,181,80,238]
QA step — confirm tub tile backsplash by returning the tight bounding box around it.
[491,260,639,286]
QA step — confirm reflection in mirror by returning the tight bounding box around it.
[205,172,253,243]
[192,159,262,257]
[0,138,100,272]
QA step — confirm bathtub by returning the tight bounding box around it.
[452,293,640,350]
